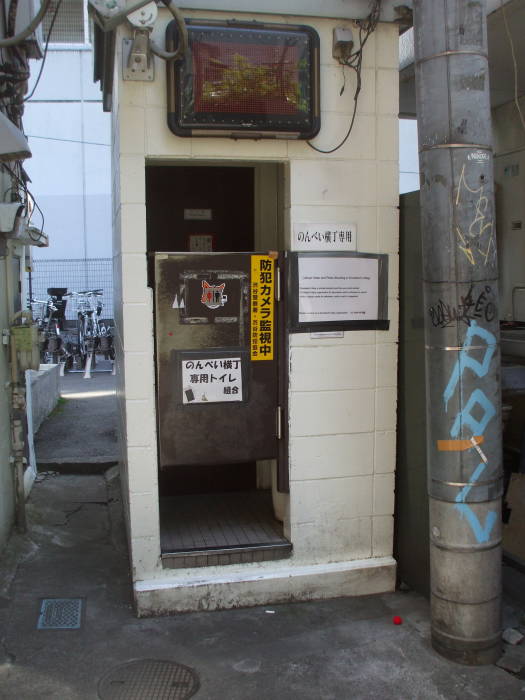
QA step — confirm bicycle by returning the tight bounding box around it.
[66,289,114,371]
[30,287,72,368]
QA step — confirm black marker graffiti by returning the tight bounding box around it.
[429,285,495,328]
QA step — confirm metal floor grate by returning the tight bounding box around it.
[37,598,83,629]
[98,659,200,700]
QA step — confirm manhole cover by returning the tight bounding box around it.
[98,659,200,700]
[37,598,83,629]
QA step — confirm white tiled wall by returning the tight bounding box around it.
[112,10,399,584]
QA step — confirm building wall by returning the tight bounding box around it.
[24,49,112,261]
[112,9,399,609]
[493,97,525,321]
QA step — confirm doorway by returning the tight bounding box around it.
[145,163,291,567]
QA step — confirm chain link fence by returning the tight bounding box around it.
[28,258,114,322]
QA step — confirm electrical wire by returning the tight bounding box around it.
[2,162,45,241]
[24,0,63,103]
[307,0,382,154]
[26,134,111,147]
[150,0,188,62]
[0,0,53,47]
[500,0,525,135]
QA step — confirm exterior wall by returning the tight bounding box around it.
[0,239,27,550]
[493,97,525,321]
[112,9,399,610]
[24,49,112,260]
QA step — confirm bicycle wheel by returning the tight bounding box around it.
[77,315,87,368]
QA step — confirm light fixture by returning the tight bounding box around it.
[0,111,31,162]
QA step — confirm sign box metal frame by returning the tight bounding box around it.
[287,251,389,333]
[166,19,320,139]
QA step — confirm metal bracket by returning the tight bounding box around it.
[123,33,154,81]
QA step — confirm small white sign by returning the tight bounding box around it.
[184,208,213,220]
[292,223,357,251]
[298,256,379,322]
[182,357,242,404]
[310,331,344,339]
[188,234,214,252]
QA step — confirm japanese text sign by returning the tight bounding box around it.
[251,255,274,361]
[292,223,357,251]
[181,357,243,403]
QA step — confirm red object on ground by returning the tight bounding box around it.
[393,616,403,625]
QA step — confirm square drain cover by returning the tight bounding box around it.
[37,598,83,629]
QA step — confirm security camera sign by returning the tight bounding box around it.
[181,357,243,404]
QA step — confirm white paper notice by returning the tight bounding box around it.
[181,357,243,404]
[298,257,379,322]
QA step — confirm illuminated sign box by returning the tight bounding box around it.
[166,20,320,139]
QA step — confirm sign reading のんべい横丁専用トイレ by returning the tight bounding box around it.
[288,252,389,332]
[181,356,243,404]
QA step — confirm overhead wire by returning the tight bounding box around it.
[0,0,52,47]
[24,0,63,103]
[307,0,382,155]
[0,0,49,244]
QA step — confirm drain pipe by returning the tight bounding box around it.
[413,0,502,664]
[10,331,27,533]
[5,251,27,533]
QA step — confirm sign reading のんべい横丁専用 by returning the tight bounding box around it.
[292,223,357,251]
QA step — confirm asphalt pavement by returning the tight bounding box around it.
[34,360,118,472]
[0,366,524,699]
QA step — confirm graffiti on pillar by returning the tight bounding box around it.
[455,162,496,267]
[437,320,498,543]
[428,284,495,328]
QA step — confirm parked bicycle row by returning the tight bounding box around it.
[29,287,115,373]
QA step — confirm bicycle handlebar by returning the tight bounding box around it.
[65,289,103,297]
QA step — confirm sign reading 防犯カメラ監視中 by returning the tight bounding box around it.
[251,255,274,361]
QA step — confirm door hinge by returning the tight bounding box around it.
[276,405,283,440]
[275,265,281,302]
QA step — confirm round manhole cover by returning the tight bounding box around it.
[98,659,200,700]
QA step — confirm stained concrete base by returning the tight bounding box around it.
[1,473,524,700]
[135,557,396,615]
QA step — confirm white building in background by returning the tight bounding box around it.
[24,0,113,315]
[399,118,418,194]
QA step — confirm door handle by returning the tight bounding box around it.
[276,405,283,440]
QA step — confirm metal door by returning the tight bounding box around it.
[155,252,280,468]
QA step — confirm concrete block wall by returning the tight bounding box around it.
[27,364,60,434]
[285,18,399,565]
[111,9,399,601]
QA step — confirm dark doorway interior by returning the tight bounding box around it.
[146,165,255,254]
[145,163,289,565]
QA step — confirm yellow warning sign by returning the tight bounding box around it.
[251,255,274,361]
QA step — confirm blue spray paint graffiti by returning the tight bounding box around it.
[454,462,499,544]
[443,322,496,409]
[442,321,498,543]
